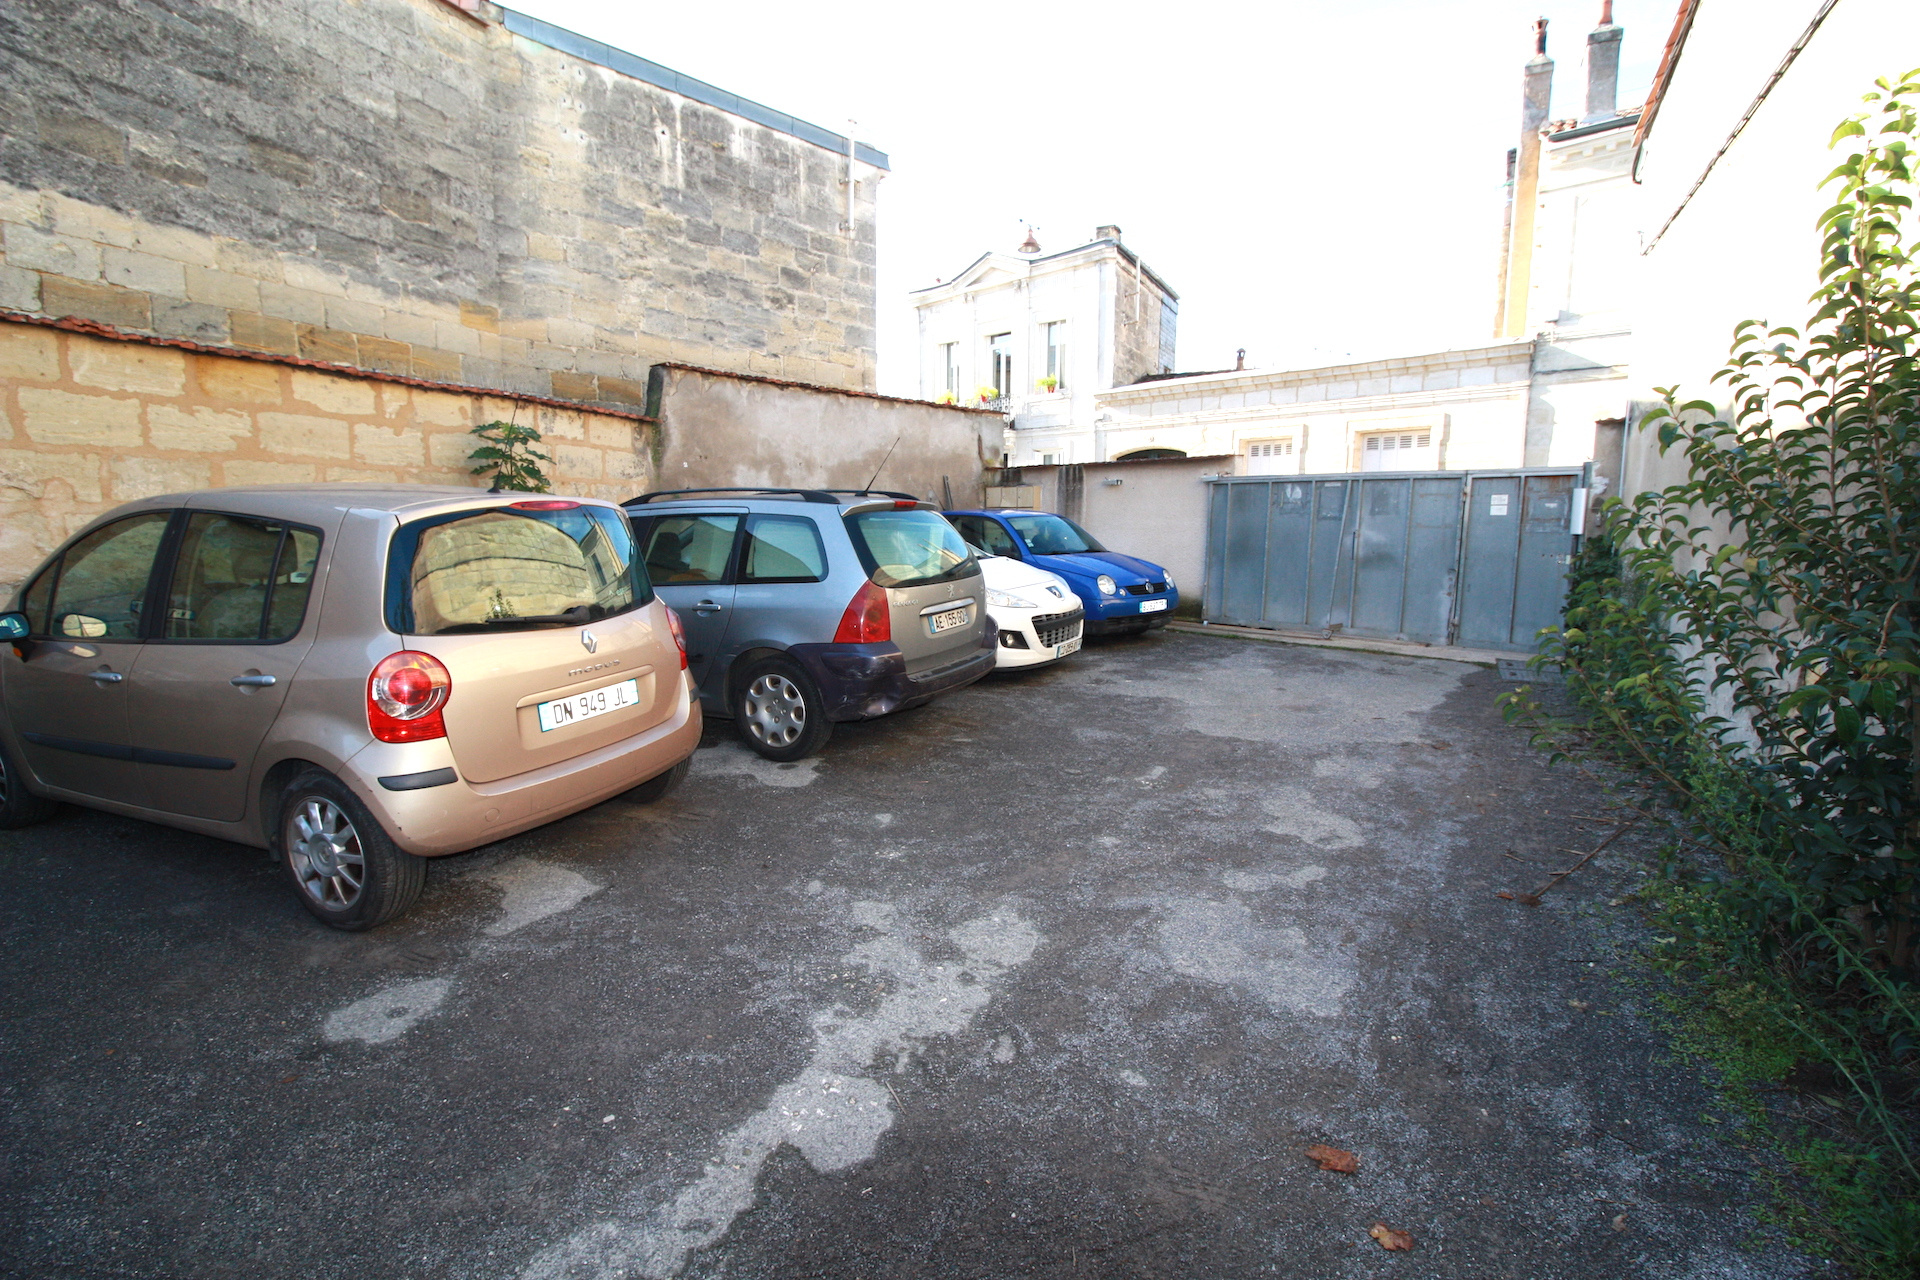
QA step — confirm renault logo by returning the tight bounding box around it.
[580,630,598,654]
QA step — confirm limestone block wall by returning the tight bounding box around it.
[0,321,652,597]
[0,0,880,411]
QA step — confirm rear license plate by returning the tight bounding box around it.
[927,606,971,634]
[1139,599,1169,613]
[537,678,640,732]
[1055,636,1082,657]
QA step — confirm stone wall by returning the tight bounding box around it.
[0,0,880,412]
[0,320,651,596]
[649,364,1001,506]
[1110,258,1175,387]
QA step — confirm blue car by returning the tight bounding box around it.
[945,509,1177,637]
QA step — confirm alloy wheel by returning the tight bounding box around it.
[0,751,10,809]
[743,673,806,747]
[287,796,366,909]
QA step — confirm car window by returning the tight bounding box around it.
[42,512,172,640]
[643,515,740,585]
[1006,513,1107,555]
[959,516,1018,557]
[392,504,644,635]
[266,529,321,640]
[740,514,827,583]
[162,513,322,642]
[844,509,975,589]
[18,564,55,634]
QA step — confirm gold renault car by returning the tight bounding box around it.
[0,486,700,930]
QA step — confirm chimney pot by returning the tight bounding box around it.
[1234,348,1246,371]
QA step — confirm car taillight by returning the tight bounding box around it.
[833,579,891,643]
[368,651,451,743]
[662,604,689,670]
[509,499,580,510]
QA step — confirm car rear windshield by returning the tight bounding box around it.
[386,504,650,635]
[843,509,976,589]
[1006,513,1107,555]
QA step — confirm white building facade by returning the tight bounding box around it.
[911,227,1178,464]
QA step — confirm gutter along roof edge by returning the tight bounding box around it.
[0,310,657,422]
[499,8,889,169]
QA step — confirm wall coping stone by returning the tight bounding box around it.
[0,309,655,423]
[653,362,1003,417]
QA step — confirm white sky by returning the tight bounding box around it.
[508,0,1665,394]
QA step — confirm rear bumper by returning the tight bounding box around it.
[790,628,997,721]
[340,674,703,856]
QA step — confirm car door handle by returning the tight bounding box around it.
[87,670,124,683]
[692,600,724,615]
[230,674,277,687]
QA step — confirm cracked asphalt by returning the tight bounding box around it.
[0,630,1811,1279]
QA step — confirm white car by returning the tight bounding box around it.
[977,552,1084,668]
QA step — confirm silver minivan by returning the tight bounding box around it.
[624,489,996,760]
[0,486,700,929]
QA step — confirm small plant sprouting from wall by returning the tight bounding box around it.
[467,420,553,493]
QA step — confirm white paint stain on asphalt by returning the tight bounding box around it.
[1259,787,1364,850]
[1221,864,1329,892]
[483,860,602,937]
[322,977,452,1045]
[520,905,1043,1280]
[1157,898,1352,1017]
[697,744,823,788]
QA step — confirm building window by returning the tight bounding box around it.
[1043,321,1068,393]
[1246,438,1295,475]
[939,342,960,399]
[1158,299,1177,373]
[989,332,1013,398]
[1040,452,1059,465]
[1359,430,1435,472]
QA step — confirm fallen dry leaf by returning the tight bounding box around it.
[1369,1223,1414,1251]
[1611,1213,1628,1232]
[1496,891,1516,900]
[1305,1144,1358,1174]
[1568,1000,1591,1012]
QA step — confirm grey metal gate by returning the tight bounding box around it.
[1202,468,1583,651]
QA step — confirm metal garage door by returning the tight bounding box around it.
[1202,468,1582,651]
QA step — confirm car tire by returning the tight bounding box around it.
[733,655,833,762]
[623,757,689,804]
[277,769,425,931]
[0,735,59,829]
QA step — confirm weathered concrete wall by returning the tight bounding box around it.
[648,365,1000,505]
[1012,455,1230,601]
[0,0,879,411]
[0,321,651,596]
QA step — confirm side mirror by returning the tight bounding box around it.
[0,612,28,641]
[59,614,107,639]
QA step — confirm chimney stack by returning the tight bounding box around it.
[1095,224,1123,243]
[1234,348,1246,371]
[1583,2,1622,123]
[1495,19,1553,338]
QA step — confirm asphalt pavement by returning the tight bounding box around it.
[0,630,1811,1279]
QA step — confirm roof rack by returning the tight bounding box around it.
[623,487,922,506]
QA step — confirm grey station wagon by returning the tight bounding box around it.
[623,489,996,760]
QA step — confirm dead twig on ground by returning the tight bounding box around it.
[1499,813,1645,906]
